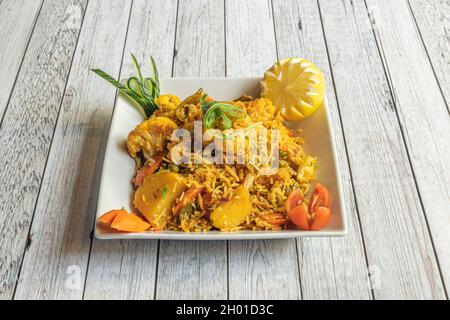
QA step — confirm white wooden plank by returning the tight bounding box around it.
[318,0,446,299]
[84,0,178,300]
[14,0,132,300]
[366,0,450,295]
[155,0,228,300]
[272,0,371,299]
[408,0,450,109]
[0,0,43,119]
[226,0,301,300]
[157,241,228,299]
[0,0,87,300]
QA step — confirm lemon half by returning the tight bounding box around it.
[261,58,325,121]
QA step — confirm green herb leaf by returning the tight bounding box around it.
[150,56,160,92]
[201,97,246,130]
[91,54,161,119]
[162,184,169,199]
[131,53,144,83]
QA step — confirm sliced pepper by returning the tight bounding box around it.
[172,186,204,215]
[133,153,163,187]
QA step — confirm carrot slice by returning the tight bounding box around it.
[263,212,290,226]
[98,209,126,225]
[310,207,331,230]
[172,187,204,215]
[133,154,163,187]
[110,211,151,232]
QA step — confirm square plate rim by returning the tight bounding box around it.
[95,77,348,240]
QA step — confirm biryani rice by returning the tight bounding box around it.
[128,92,317,232]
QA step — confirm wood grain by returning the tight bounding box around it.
[0,0,43,119]
[1,0,448,301]
[272,0,371,299]
[84,0,178,300]
[408,0,450,110]
[366,0,450,294]
[14,0,132,300]
[318,0,446,299]
[0,0,87,299]
[155,0,228,300]
[226,0,301,300]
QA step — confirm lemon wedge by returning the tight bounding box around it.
[261,58,325,121]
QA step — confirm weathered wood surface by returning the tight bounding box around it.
[0,0,43,119]
[84,0,178,300]
[272,0,371,299]
[408,0,450,109]
[156,0,228,300]
[318,0,446,299]
[0,0,87,299]
[14,0,132,300]
[0,0,449,300]
[366,0,450,294]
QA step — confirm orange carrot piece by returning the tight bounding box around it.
[172,187,204,215]
[98,209,127,226]
[263,212,290,226]
[133,154,163,187]
[110,211,151,232]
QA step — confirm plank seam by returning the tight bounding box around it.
[11,0,90,300]
[270,0,303,300]
[81,0,135,300]
[0,0,45,129]
[153,0,180,301]
[170,0,180,77]
[294,239,303,300]
[406,0,450,115]
[224,0,227,77]
[362,0,449,299]
[269,0,279,62]
[316,0,375,300]
[152,240,161,300]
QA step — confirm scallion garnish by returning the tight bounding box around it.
[91,53,160,118]
[201,94,246,130]
[162,184,168,199]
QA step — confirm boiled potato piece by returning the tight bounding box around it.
[210,185,252,230]
[134,172,186,229]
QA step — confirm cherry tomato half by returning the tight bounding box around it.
[286,189,304,214]
[308,183,330,213]
[288,203,310,230]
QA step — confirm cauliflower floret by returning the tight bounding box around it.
[156,94,181,113]
[245,98,276,122]
[127,117,178,160]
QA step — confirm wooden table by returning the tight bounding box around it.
[0,0,448,300]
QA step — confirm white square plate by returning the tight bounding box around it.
[95,78,347,239]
